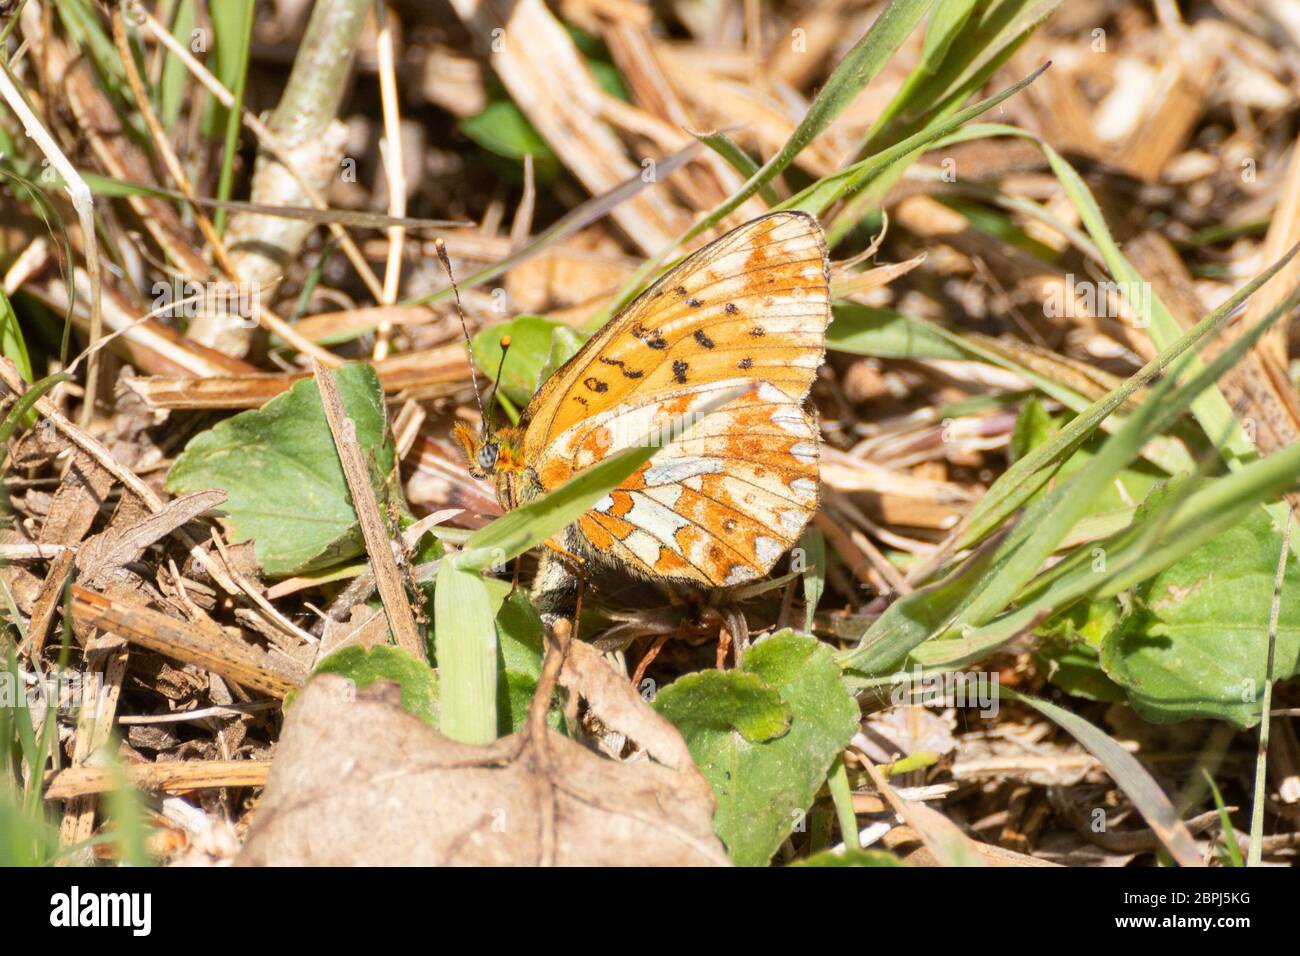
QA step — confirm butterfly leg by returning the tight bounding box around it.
[530,533,585,632]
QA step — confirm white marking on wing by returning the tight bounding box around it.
[644,455,725,486]
[624,529,664,567]
[625,492,689,539]
[724,564,760,585]
[790,442,818,464]
[790,477,818,502]
[755,536,785,568]
[766,408,811,438]
[641,483,683,511]
[780,509,808,534]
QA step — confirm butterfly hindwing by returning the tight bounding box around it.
[535,379,820,586]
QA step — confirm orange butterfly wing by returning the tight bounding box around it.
[520,211,830,586]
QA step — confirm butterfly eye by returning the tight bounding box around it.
[477,442,500,472]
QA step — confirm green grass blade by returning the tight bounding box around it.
[0,287,32,386]
[434,560,498,745]
[159,0,197,131]
[1202,769,1243,867]
[780,63,1048,217]
[828,0,1061,243]
[209,0,255,235]
[692,129,779,206]
[0,373,71,447]
[1038,143,1255,467]
[840,279,1300,675]
[594,0,931,325]
[689,0,931,235]
[951,284,1300,634]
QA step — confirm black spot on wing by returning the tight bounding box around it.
[600,356,644,379]
[583,377,608,393]
[672,360,689,384]
[725,302,739,314]
[749,326,766,337]
[631,323,668,349]
[738,357,753,370]
[686,297,703,308]
[693,329,715,349]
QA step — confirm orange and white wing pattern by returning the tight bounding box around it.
[518,210,830,466]
[533,379,820,587]
[519,209,830,587]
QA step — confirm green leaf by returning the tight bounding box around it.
[489,583,554,734]
[470,314,584,409]
[1100,509,1300,728]
[794,848,909,867]
[651,671,791,743]
[459,101,561,180]
[312,646,440,729]
[1009,396,1052,463]
[655,631,860,866]
[165,364,397,577]
[1033,599,1127,704]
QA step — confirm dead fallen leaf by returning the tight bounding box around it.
[238,624,729,865]
[77,490,227,587]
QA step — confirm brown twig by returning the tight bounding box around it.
[311,360,425,660]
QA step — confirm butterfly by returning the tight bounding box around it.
[454,210,830,590]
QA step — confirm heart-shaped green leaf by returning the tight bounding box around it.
[654,630,859,866]
[166,364,396,577]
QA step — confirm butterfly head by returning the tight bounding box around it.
[453,421,529,507]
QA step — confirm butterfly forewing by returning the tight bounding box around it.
[520,210,830,464]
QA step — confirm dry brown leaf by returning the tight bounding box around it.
[76,490,227,587]
[239,627,729,865]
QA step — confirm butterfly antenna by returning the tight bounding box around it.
[484,335,511,435]
[434,237,487,427]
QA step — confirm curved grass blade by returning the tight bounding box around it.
[457,383,750,569]
[780,63,1048,217]
[0,372,71,447]
[1003,688,1203,867]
